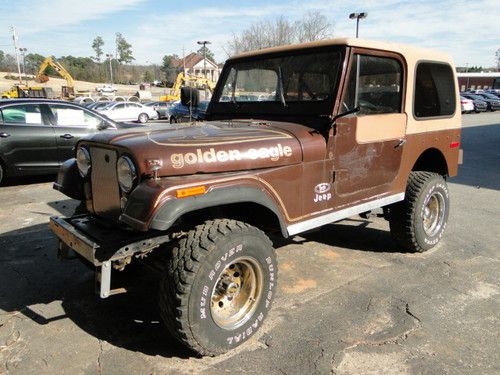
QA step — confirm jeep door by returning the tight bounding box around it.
[331,50,407,199]
[0,103,58,175]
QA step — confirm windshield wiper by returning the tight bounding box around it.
[278,66,287,108]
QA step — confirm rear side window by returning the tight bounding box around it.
[1,104,43,125]
[414,62,456,118]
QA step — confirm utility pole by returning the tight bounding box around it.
[10,25,23,84]
[197,40,211,79]
[19,47,27,85]
[182,46,186,75]
[106,53,114,84]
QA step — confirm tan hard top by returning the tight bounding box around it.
[231,38,454,65]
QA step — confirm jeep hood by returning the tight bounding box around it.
[85,120,326,176]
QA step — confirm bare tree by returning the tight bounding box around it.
[295,11,332,43]
[496,48,500,71]
[227,13,333,56]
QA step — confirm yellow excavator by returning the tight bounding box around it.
[160,72,215,102]
[35,57,77,99]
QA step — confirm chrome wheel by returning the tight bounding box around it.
[210,257,263,330]
[138,113,148,123]
[422,191,446,237]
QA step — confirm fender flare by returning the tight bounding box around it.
[53,158,85,200]
[149,186,289,237]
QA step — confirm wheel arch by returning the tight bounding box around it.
[148,186,288,237]
[411,147,449,177]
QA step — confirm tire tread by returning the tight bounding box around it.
[159,218,272,355]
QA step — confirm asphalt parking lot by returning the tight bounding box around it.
[0,113,499,375]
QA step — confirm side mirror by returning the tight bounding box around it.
[181,87,199,107]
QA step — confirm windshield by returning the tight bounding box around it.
[212,48,343,120]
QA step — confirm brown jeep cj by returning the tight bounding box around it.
[50,38,462,355]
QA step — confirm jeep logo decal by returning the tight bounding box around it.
[314,183,331,194]
[314,183,332,203]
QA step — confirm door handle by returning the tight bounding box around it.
[0,132,10,138]
[394,138,406,149]
[60,134,74,139]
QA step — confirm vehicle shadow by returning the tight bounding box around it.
[272,217,402,253]
[0,220,193,359]
[450,124,500,191]
[0,210,403,359]
[2,174,56,187]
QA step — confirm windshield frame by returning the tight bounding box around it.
[209,45,346,121]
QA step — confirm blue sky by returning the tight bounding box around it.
[1,0,499,67]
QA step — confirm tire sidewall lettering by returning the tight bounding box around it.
[189,236,276,349]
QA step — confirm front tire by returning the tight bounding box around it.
[138,113,149,123]
[0,163,4,185]
[159,219,277,355]
[388,171,450,252]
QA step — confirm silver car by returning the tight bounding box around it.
[97,101,158,123]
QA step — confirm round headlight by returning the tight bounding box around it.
[76,147,91,177]
[117,156,137,193]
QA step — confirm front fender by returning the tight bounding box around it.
[119,180,288,237]
[53,158,85,200]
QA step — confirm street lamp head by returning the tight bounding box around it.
[349,13,358,19]
[359,12,368,19]
[197,40,211,45]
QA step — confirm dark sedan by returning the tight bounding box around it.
[0,99,118,184]
[462,93,500,112]
[144,101,175,120]
[475,93,500,110]
[169,101,209,123]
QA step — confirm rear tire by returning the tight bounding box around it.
[0,163,4,185]
[170,116,177,124]
[388,171,449,252]
[159,219,277,355]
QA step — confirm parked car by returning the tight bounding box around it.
[95,84,117,96]
[461,94,488,112]
[475,93,500,110]
[144,101,175,120]
[97,101,158,123]
[0,99,118,184]
[169,100,209,123]
[460,96,474,113]
[485,89,500,97]
[87,101,112,111]
[462,93,500,111]
[50,38,463,356]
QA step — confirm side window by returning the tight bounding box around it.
[49,104,102,128]
[344,54,403,115]
[1,104,43,125]
[113,103,126,110]
[414,62,456,118]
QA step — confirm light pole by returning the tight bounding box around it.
[197,40,211,79]
[349,12,368,38]
[19,47,27,85]
[10,25,23,84]
[106,53,113,84]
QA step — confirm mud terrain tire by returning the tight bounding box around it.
[159,219,277,355]
[388,172,449,252]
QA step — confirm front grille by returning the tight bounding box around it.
[90,147,121,219]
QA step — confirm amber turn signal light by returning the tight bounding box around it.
[176,185,207,198]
